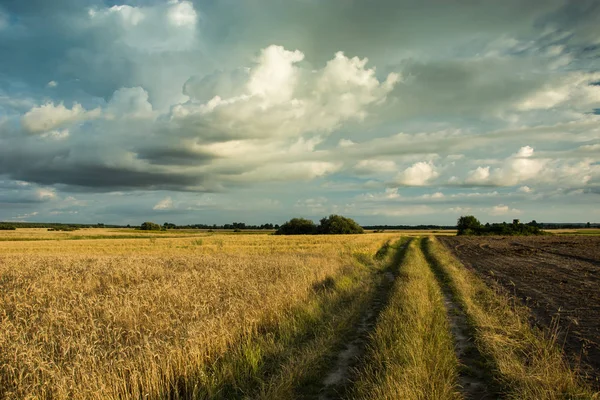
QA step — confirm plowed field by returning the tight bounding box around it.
[439,235,600,387]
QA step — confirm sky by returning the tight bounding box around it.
[0,0,599,226]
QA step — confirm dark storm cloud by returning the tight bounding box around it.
[0,0,117,93]
[541,0,600,45]
[0,142,209,191]
[195,0,565,65]
[7,164,203,191]
[135,146,217,166]
[381,57,551,119]
[0,193,49,204]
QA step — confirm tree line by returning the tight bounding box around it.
[1,219,597,232]
[457,216,546,236]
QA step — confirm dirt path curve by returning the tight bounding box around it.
[317,243,407,400]
[421,239,495,400]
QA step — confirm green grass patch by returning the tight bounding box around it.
[353,238,461,399]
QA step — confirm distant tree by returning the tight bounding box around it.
[0,224,16,230]
[275,218,318,235]
[457,215,482,235]
[318,214,364,234]
[276,215,364,235]
[140,221,162,231]
[163,222,176,229]
[587,222,592,228]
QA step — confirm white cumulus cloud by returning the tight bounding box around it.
[518,185,532,193]
[397,161,438,186]
[466,166,491,184]
[247,46,305,106]
[106,87,154,119]
[88,1,198,52]
[21,102,101,134]
[170,45,399,140]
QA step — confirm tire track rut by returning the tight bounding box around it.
[421,239,495,400]
[317,242,408,400]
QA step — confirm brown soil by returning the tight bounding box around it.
[439,235,600,388]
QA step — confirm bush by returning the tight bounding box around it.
[0,224,16,230]
[275,215,364,235]
[318,214,364,234]
[275,218,318,235]
[140,221,162,231]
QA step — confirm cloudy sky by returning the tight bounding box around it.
[0,0,599,226]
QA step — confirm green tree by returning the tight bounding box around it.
[457,215,482,235]
[140,221,162,231]
[318,214,364,234]
[275,218,318,235]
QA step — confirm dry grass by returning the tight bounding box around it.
[0,231,397,399]
[353,238,460,400]
[0,227,457,243]
[424,236,598,399]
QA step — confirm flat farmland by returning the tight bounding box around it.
[1,229,597,399]
[0,230,399,399]
[439,235,600,387]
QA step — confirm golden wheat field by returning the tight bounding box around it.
[0,229,398,399]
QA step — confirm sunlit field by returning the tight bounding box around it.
[0,229,396,399]
[1,229,596,399]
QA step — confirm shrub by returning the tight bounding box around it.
[318,214,364,234]
[275,218,318,235]
[0,224,16,230]
[140,222,162,231]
